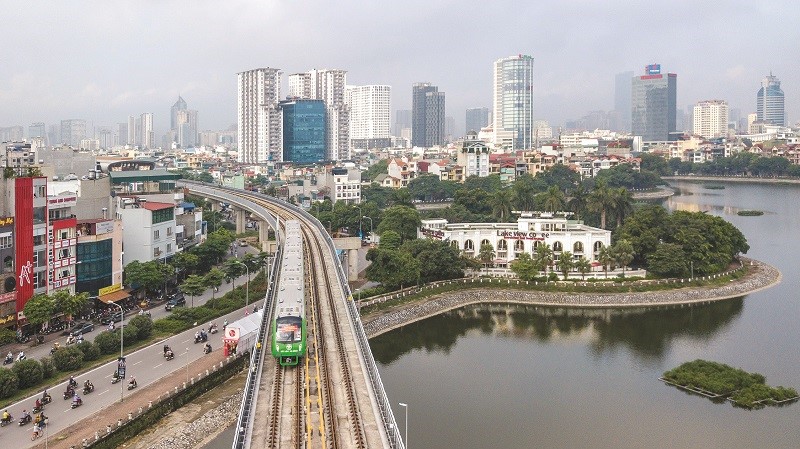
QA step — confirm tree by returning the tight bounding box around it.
[478,242,495,273]
[51,347,84,372]
[597,246,613,278]
[512,174,540,211]
[0,368,19,398]
[612,239,635,276]
[172,252,200,280]
[365,248,420,289]
[128,315,153,340]
[490,189,514,222]
[181,274,206,306]
[12,359,43,388]
[379,230,402,251]
[556,251,574,280]
[541,185,566,212]
[376,206,421,243]
[536,164,581,191]
[222,259,247,288]
[204,268,225,299]
[75,341,100,361]
[401,238,468,283]
[567,185,589,220]
[534,244,554,276]
[611,188,634,229]
[647,243,688,278]
[362,159,389,182]
[94,331,121,355]
[124,261,173,294]
[588,181,615,229]
[52,290,89,323]
[574,257,592,280]
[389,188,414,208]
[510,252,538,281]
[23,294,54,334]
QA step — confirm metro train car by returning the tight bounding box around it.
[271,220,307,366]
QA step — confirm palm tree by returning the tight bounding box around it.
[567,185,588,220]
[611,188,635,229]
[534,243,554,277]
[556,251,574,280]
[574,257,592,280]
[588,181,615,229]
[612,239,635,276]
[478,242,495,274]
[597,246,613,278]
[490,189,514,222]
[541,185,566,212]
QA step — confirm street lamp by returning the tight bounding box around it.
[356,205,363,238]
[109,301,125,403]
[232,260,250,307]
[398,402,408,448]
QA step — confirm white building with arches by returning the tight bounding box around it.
[419,213,611,269]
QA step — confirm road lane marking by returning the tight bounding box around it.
[154,363,163,368]
[132,360,142,366]
[98,389,108,395]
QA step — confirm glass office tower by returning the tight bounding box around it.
[281,99,326,163]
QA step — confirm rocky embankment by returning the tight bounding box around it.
[362,259,781,338]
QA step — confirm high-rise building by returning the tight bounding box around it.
[466,107,489,134]
[96,126,115,149]
[692,100,729,138]
[288,72,313,98]
[286,69,350,160]
[28,122,46,141]
[117,122,128,147]
[127,116,136,146]
[445,116,455,141]
[60,119,87,146]
[237,68,283,163]
[170,96,187,131]
[631,64,677,141]
[614,71,634,132]
[412,83,445,147]
[139,113,154,149]
[394,109,412,137]
[493,55,534,149]
[345,85,391,149]
[176,109,198,147]
[280,99,326,163]
[757,73,785,126]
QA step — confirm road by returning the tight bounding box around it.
[0,246,264,447]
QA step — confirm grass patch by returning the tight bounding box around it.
[662,359,798,409]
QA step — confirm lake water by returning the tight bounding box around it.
[372,180,800,449]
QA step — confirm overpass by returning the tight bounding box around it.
[179,181,403,449]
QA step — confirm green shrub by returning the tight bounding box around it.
[76,341,101,361]
[122,324,139,346]
[0,367,18,398]
[52,347,84,372]
[128,315,153,340]
[0,328,15,346]
[12,359,43,388]
[356,286,389,299]
[40,356,55,378]
[94,331,121,355]
[153,318,189,335]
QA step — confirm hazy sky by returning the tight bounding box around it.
[1,1,797,138]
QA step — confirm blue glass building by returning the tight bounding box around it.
[281,99,326,163]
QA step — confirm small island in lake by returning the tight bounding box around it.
[703,184,726,189]
[661,359,798,409]
[737,210,764,216]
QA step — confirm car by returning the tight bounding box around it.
[100,312,124,325]
[70,322,95,336]
[239,240,248,247]
[165,293,186,311]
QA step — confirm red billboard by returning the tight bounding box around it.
[14,177,35,315]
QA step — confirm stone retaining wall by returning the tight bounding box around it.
[362,258,781,338]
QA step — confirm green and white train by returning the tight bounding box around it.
[271,220,307,366]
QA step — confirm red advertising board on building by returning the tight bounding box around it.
[14,177,35,315]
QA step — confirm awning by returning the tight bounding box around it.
[99,289,132,304]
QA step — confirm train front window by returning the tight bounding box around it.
[276,317,302,343]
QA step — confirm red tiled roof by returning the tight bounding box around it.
[141,202,174,211]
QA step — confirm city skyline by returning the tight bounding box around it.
[1,1,799,139]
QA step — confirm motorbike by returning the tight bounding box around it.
[18,414,32,426]
[111,372,122,384]
[165,351,174,361]
[63,388,75,400]
[33,405,45,414]
[71,398,82,409]
[83,384,94,395]
[41,393,52,405]
[194,334,207,344]
[127,382,137,391]
[3,355,12,365]
[203,344,212,354]
[209,325,218,334]
[1,415,13,427]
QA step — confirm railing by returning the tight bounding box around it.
[232,247,282,449]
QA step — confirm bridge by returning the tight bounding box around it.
[179,181,403,449]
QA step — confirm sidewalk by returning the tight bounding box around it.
[32,350,240,449]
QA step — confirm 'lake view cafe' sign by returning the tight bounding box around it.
[421,227,551,241]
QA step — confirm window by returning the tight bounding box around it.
[33,234,45,246]
[514,240,524,252]
[573,242,584,253]
[59,230,69,240]
[481,239,491,248]
[167,243,172,253]
[497,240,508,251]
[553,241,563,252]
[0,234,11,249]
[154,230,160,240]
[167,227,173,236]
[593,241,604,253]
[464,240,474,251]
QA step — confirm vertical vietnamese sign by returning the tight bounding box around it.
[15,177,34,315]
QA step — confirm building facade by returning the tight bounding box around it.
[75,219,123,297]
[412,82,445,147]
[60,119,87,146]
[693,100,729,138]
[493,55,534,150]
[237,68,283,163]
[458,132,490,177]
[757,73,785,126]
[346,85,391,149]
[631,64,677,141]
[614,71,634,132]
[118,200,177,265]
[170,96,187,131]
[466,107,489,134]
[419,214,611,269]
[281,99,326,163]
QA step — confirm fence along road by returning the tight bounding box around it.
[179,181,403,449]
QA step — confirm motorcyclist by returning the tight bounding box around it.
[17,351,25,361]
[5,351,12,363]
[21,409,31,423]
[163,344,170,356]
[34,412,46,426]
[41,389,51,402]
[35,398,42,410]
[84,379,93,391]
[204,342,212,353]
[68,375,77,388]
[1,409,10,423]
[195,331,200,342]
[129,376,137,388]
[72,393,81,406]
[66,334,75,345]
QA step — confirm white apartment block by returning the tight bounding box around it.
[238,68,283,163]
[345,85,391,147]
[693,100,729,139]
[318,166,361,205]
[117,200,177,265]
[312,69,350,161]
[288,72,313,98]
[139,113,154,149]
[458,133,491,177]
